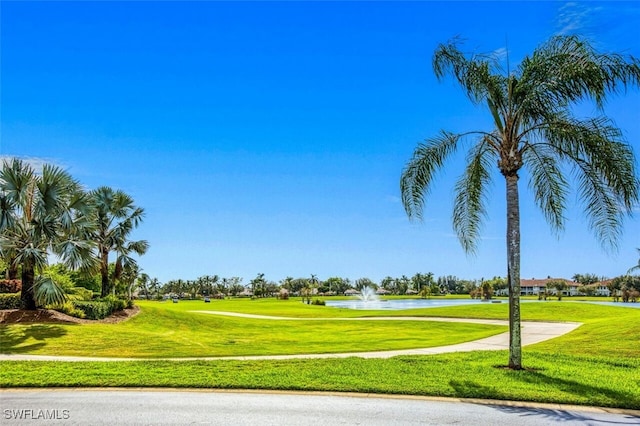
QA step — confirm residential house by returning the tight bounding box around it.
[520,279,549,296]
[495,278,581,296]
[594,280,612,297]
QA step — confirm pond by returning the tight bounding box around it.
[325,298,640,310]
[325,298,503,310]
[577,301,640,309]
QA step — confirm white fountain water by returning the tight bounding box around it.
[358,286,380,303]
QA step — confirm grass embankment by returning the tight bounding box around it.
[1,298,639,409]
[0,300,505,357]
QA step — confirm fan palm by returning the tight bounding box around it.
[401,35,640,369]
[89,186,149,297]
[0,158,97,309]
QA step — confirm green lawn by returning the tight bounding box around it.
[0,300,506,357]
[1,298,639,409]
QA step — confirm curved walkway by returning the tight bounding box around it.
[0,311,581,362]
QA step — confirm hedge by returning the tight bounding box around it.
[0,293,22,309]
[72,300,112,320]
[72,297,132,320]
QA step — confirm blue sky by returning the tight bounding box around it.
[2,1,639,284]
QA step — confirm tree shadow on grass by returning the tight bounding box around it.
[517,370,639,410]
[450,369,640,412]
[0,325,68,354]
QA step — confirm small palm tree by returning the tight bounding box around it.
[137,272,150,300]
[401,35,640,369]
[89,186,149,297]
[148,277,161,300]
[0,159,97,309]
[547,279,568,301]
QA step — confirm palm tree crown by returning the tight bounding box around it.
[0,159,96,309]
[90,186,149,297]
[401,35,640,369]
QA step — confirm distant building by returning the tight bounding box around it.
[520,279,549,296]
[495,278,581,296]
[594,280,612,297]
[238,288,254,297]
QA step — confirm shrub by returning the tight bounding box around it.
[311,299,326,306]
[55,301,86,319]
[72,296,130,320]
[73,300,112,320]
[67,286,94,301]
[0,280,22,294]
[278,289,290,300]
[103,295,127,312]
[0,293,22,309]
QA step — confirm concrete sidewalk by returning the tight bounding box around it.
[0,313,581,362]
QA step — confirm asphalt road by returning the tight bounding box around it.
[1,389,638,426]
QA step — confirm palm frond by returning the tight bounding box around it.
[0,195,17,231]
[126,240,150,256]
[34,275,67,307]
[400,131,461,220]
[433,39,507,110]
[517,36,640,122]
[575,159,628,251]
[539,115,639,249]
[0,159,34,207]
[112,190,136,216]
[575,120,638,211]
[14,246,49,272]
[116,254,138,272]
[55,239,98,271]
[522,145,568,233]
[452,139,495,254]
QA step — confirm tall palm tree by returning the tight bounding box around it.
[148,277,161,300]
[0,159,96,309]
[89,186,149,297]
[119,262,141,300]
[137,272,150,300]
[401,35,639,369]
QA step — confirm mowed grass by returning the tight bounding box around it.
[1,298,639,409]
[405,300,640,359]
[2,351,638,409]
[0,300,506,358]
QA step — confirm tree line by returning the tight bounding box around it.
[133,272,640,301]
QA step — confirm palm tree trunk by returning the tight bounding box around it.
[506,174,522,369]
[20,261,37,310]
[100,248,110,298]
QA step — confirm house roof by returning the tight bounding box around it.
[520,278,580,288]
